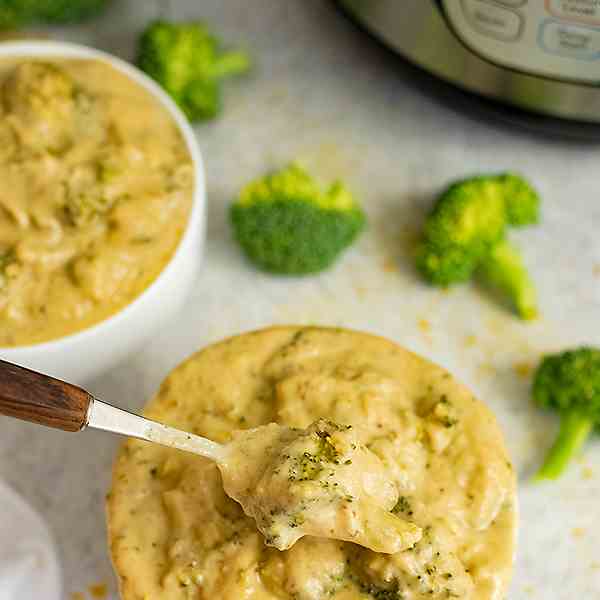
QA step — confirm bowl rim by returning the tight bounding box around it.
[0,40,206,355]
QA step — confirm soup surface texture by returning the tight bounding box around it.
[0,59,193,346]
[219,418,423,553]
[108,327,516,600]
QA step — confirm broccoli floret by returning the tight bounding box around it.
[416,172,539,318]
[38,0,107,22]
[137,20,250,122]
[477,239,538,320]
[416,177,507,286]
[0,1,32,27]
[533,347,600,481]
[0,0,108,28]
[230,163,366,275]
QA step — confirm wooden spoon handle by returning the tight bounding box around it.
[0,360,92,432]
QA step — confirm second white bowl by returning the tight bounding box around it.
[0,41,206,384]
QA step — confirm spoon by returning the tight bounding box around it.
[0,359,226,461]
[0,359,422,554]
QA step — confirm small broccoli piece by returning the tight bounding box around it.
[477,239,538,320]
[416,172,539,318]
[37,0,107,22]
[137,20,250,122]
[353,578,402,600]
[63,158,123,226]
[64,191,115,226]
[0,0,108,28]
[533,347,600,481]
[416,177,508,286]
[230,163,366,275]
[0,248,16,290]
[0,2,30,28]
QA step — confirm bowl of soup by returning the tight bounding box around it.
[108,326,517,600]
[0,41,205,383]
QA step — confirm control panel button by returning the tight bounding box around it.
[546,0,600,26]
[539,19,600,59]
[443,0,600,82]
[461,0,524,41]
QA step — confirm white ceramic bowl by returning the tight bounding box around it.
[0,41,206,384]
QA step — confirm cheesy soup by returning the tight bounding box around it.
[219,418,423,554]
[0,59,193,346]
[108,327,516,600]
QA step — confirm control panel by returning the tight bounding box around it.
[442,0,600,83]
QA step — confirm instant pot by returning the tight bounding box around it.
[339,0,600,137]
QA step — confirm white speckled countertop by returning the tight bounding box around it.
[1,1,600,598]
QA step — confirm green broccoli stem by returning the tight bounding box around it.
[212,51,251,78]
[535,410,593,481]
[477,238,537,320]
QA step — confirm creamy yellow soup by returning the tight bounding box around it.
[220,419,422,554]
[108,327,516,600]
[0,59,193,347]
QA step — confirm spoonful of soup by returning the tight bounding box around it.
[0,360,421,554]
